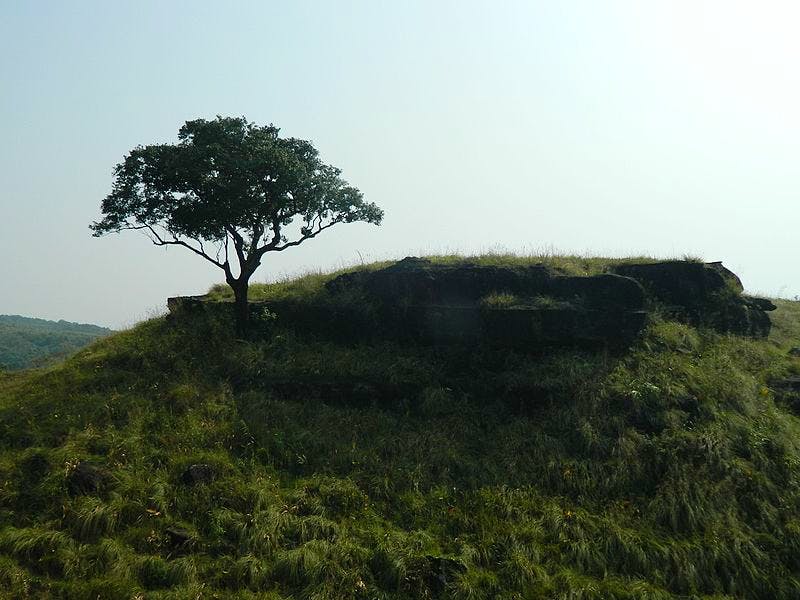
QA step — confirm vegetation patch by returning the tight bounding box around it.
[1,258,800,598]
[0,315,112,370]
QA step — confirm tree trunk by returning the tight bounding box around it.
[231,279,250,338]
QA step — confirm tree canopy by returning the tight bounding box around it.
[92,116,383,333]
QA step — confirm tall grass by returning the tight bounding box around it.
[0,257,799,598]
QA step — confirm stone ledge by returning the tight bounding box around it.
[168,258,775,347]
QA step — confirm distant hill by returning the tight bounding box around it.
[0,314,112,370]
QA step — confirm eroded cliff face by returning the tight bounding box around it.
[168,257,776,347]
[612,261,774,337]
[324,257,648,346]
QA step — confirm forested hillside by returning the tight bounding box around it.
[0,315,112,370]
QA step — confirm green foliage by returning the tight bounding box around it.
[91,116,384,334]
[1,258,800,598]
[767,298,800,351]
[91,117,383,243]
[0,315,111,370]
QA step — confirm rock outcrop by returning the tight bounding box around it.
[326,257,648,346]
[612,261,775,337]
[181,463,216,486]
[167,257,776,348]
[328,257,645,311]
[67,462,110,496]
[165,526,194,549]
[770,376,800,414]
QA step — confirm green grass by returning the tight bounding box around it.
[1,256,800,598]
[479,292,522,309]
[765,298,800,351]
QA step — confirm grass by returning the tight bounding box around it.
[479,292,521,309]
[765,298,800,351]
[1,256,800,598]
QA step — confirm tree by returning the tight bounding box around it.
[91,116,383,335]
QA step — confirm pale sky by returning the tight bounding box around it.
[2,1,799,328]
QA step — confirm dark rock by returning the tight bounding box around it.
[325,257,648,348]
[181,463,215,486]
[67,462,109,495]
[483,307,647,347]
[423,555,467,595]
[706,261,745,292]
[612,261,773,338]
[168,257,771,347]
[398,305,647,347]
[771,376,800,393]
[613,261,730,307]
[167,295,207,314]
[20,451,49,485]
[549,273,646,311]
[788,347,800,357]
[14,452,52,511]
[263,377,418,408]
[719,298,773,338]
[389,256,432,271]
[329,258,645,311]
[165,526,193,548]
[746,296,777,312]
[770,376,800,414]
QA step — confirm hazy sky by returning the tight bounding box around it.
[2,1,799,328]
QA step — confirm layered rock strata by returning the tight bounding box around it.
[168,258,776,347]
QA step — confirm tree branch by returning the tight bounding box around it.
[266,218,341,253]
[249,220,264,257]
[256,217,283,255]
[225,225,247,275]
[134,224,226,269]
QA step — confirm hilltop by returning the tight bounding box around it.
[1,256,800,599]
[0,315,112,371]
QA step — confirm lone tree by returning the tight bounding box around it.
[91,116,383,335]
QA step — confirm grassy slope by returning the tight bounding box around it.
[0,316,112,371]
[1,259,800,599]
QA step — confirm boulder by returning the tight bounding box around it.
[67,462,109,495]
[423,555,467,595]
[770,376,800,414]
[715,297,773,338]
[613,261,731,307]
[707,261,745,292]
[325,257,648,347]
[165,526,194,548]
[772,376,800,392]
[747,296,777,312]
[167,295,207,314]
[181,463,215,486]
[402,305,647,346]
[612,261,774,337]
[329,257,645,311]
[20,451,49,485]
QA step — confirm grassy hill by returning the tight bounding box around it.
[0,315,112,371]
[1,256,800,599]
